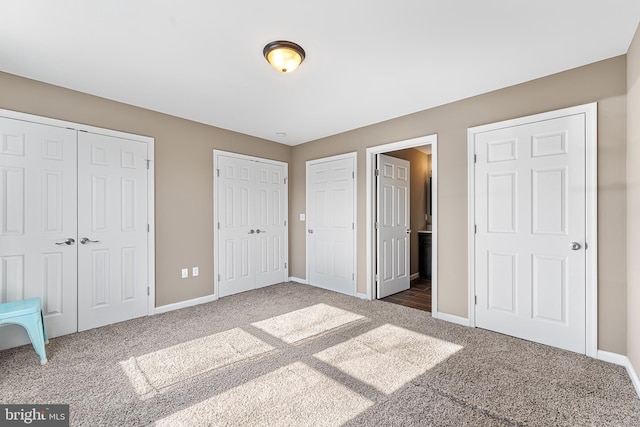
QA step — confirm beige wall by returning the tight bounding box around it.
[290,56,627,353]
[0,71,291,307]
[384,148,431,275]
[627,25,640,377]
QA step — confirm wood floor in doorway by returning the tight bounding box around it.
[381,278,431,312]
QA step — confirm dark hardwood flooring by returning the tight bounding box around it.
[380,278,432,312]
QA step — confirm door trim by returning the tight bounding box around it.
[467,102,598,357]
[366,134,438,311]
[0,108,156,317]
[305,152,357,296]
[212,150,289,299]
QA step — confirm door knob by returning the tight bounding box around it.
[55,238,75,246]
[569,242,581,251]
[248,229,255,234]
[256,229,263,234]
[308,229,314,234]
[406,229,411,234]
[80,237,101,244]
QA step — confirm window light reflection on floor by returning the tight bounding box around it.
[314,324,463,394]
[251,303,365,344]
[119,328,274,398]
[156,362,373,427]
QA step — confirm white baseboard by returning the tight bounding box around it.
[410,273,420,281]
[598,351,640,399]
[154,294,217,315]
[434,311,469,327]
[288,276,308,285]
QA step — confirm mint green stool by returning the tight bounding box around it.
[0,297,48,364]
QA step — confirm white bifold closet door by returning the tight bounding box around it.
[217,154,287,298]
[0,116,150,346]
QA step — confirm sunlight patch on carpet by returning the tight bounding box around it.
[314,324,463,394]
[156,361,373,426]
[120,328,274,398]
[251,303,365,344]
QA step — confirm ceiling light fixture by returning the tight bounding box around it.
[263,40,306,73]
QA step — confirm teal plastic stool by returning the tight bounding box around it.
[0,297,48,364]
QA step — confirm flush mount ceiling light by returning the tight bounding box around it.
[263,40,306,73]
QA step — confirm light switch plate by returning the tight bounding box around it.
[193,267,199,277]
[181,268,188,279]
[300,213,306,221]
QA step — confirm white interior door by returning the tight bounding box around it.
[77,132,149,331]
[376,154,410,298]
[0,117,78,341]
[307,156,355,295]
[254,161,286,288]
[474,113,586,353]
[217,154,287,297]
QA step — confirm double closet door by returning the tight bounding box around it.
[216,153,287,297]
[0,116,149,345]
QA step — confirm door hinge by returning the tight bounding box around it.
[284,220,287,226]
[218,274,221,282]
[284,262,287,269]
[147,286,150,296]
[352,273,354,280]
[375,222,379,230]
[284,177,288,184]
[352,171,355,179]
[375,169,380,177]
[474,224,477,234]
[475,295,477,305]
[146,159,150,170]
[474,154,477,163]
[352,222,355,230]
[217,222,220,230]
[147,224,150,232]
[216,169,220,177]
[375,274,379,282]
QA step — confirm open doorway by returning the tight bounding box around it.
[366,134,438,314]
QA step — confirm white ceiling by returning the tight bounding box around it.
[1,1,639,146]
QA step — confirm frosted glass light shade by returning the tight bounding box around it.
[263,41,306,73]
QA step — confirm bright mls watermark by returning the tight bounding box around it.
[1,405,69,426]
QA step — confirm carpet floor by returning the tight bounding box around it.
[1,282,639,426]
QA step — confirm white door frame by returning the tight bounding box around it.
[0,108,156,316]
[306,152,357,296]
[366,135,438,310]
[212,150,289,299]
[467,103,598,357]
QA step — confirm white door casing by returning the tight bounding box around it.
[376,154,411,298]
[0,117,78,338]
[215,152,287,298]
[306,154,356,296]
[468,103,597,356]
[77,132,149,331]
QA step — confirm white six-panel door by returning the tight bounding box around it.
[77,132,149,331]
[376,154,411,298]
[307,155,355,295]
[473,113,587,354]
[0,117,78,338]
[0,113,151,348]
[216,153,287,298]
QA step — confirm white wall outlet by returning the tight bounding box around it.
[300,213,306,221]
[181,268,188,279]
[192,267,199,277]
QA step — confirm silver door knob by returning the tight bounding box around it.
[248,229,255,234]
[569,242,581,251]
[55,238,75,246]
[256,229,263,234]
[406,229,411,234]
[308,229,314,234]
[80,237,100,244]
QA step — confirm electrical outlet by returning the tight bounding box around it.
[181,268,188,279]
[300,213,306,221]
[192,267,199,277]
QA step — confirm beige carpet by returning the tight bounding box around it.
[1,282,639,426]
